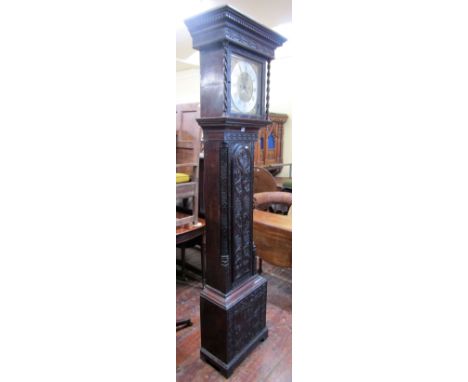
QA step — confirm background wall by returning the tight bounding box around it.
[176,56,293,177]
[175,68,199,105]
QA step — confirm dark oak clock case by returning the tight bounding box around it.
[185,6,286,377]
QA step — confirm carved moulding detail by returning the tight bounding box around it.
[224,132,258,142]
[230,143,253,283]
[219,142,230,268]
[225,29,274,58]
[185,7,286,47]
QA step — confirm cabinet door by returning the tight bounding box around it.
[253,113,288,168]
[265,124,278,165]
[266,113,288,165]
[254,127,266,166]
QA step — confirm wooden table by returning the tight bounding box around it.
[253,209,292,269]
[176,212,206,329]
[176,212,206,281]
[176,212,205,244]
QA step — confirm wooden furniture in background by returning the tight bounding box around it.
[253,191,292,212]
[263,162,293,191]
[176,103,201,227]
[176,103,201,146]
[198,156,205,217]
[253,166,280,194]
[253,191,292,273]
[253,209,292,271]
[176,212,206,331]
[176,211,206,282]
[254,112,288,175]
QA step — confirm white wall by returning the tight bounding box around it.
[175,68,200,104]
[268,56,293,177]
[176,56,293,177]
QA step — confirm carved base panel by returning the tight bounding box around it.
[199,275,268,377]
[200,328,268,378]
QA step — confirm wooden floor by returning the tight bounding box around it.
[176,248,292,381]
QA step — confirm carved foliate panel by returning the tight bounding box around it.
[219,142,230,269]
[230,142,254,284]
[226,282,267,358]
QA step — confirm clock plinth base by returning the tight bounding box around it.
[200,328,268,378]
[199,275,268,377]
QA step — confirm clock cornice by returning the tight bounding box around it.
[184,5,287,59]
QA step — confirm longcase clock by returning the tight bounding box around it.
[185,6,286,377]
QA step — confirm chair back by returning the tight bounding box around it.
[253,167,278,194]
[176,103,201,176]
[253,191,292,214]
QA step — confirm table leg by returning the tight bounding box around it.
[201,234,206,287]
[181,247,186,280]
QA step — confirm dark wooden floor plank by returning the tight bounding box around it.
[261,351,292,382]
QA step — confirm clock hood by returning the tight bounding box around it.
[184,5,287,60]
